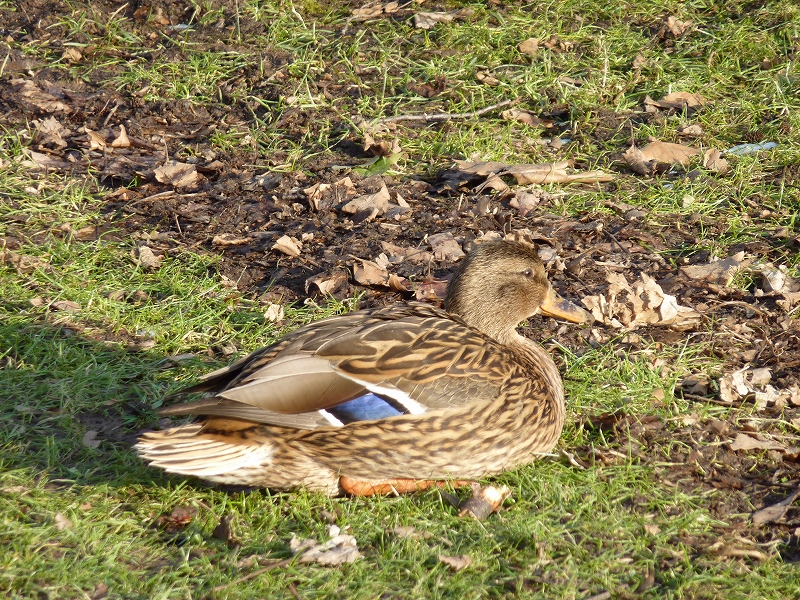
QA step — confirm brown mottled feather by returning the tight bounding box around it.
[136,240,589,495]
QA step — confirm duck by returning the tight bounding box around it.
[136,239,590,496]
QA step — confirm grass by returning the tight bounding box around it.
[2,0,800,597]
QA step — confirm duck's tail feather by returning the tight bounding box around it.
[135,425,276,484]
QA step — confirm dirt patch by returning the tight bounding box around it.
[3,0,799,560]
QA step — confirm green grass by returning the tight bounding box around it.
[2,0,800,597]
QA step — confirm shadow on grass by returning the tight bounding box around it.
[0,315,211,490]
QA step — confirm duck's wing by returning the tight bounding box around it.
[159,304,513,430]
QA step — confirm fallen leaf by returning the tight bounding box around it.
[212,234,251,246]
[414,279,448,301]
[153,161,201,188]
[273,235,302,257]
[136,245,161,269]
[703,148,729,174]
[304,177,356,211]
[453,160,613,185]
[581,271,701,330]
[351,1,399,20]
[729,433,786,452]
[290,527,361,565]
[644,523,661,535]
[91,582,109,600]
[110,124,131,148]
[306,270,349,296]
[363,132,401,158]
[53,513,73,530]
[438,554,471,571]
[353,259,388,286]
[659,16,693,38]
[11,78,71,112]
[414,11,455,29]
[509,190,542,216]
[752,487,800,526]
[518,37,539,56]
[0,250,51,274]
[679,124,704,137]
[265,303,284,322]
[82,430,101,449]
[476,70,501,86]
[458,484,511,520]
[52,300,81,312]
[393,525,418,539]
[341,182,390,220]
[623,141,701,175]
[644,92,706,111]
[152,506,197,532]
[501,108,544,128]
[428,232,465,262]
[680,252,750,285]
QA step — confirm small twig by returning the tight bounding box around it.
[374,98,520,125]
[211,559,292,592]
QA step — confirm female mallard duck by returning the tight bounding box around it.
[136,240,589,496]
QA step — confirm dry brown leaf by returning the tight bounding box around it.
[341,182,390,219]
[662,16,694,37]
[428,232,465,262]
[351,1,399,20]
[729,433,786,452]
[306,271,348,296]
[0,250,51,275]
[476,70,501,86]
[212,234,250,246]
[304,177,356,211]
[454,160,613,185]
[353,259,388,286]
[82,430,101,449]
[111,124,131,148]
[11,78,71,112]
[518,37,539,56]
[718,366,797,410]
[703,148,729,174]
[52,300,82,312]
[264,304,284,323]
[414,11,455,29]
[679,124,704,137]
[632,52,648,69]
[752,488,800,526]
[23,149,72,169]
[414,279,448,301]
[645,92,706,112]
[639,141,701,165]
[363,131,401,158]
[582,272,701,330]
[136,245,161,269]
[290,525,361,565]
[501,108,543,128]
[458,484,512,520]
[623,141,701,175]
[438,554,472,571]
[153,161,201,188]
[508,190,542,216]
[54,513,73,531]
[680,251,750,285]
[272,235,302,257]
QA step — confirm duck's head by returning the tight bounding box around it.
[444,240,590,342]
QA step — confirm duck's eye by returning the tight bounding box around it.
[522,269,533,278]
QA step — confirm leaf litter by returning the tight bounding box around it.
[2,0,799,573]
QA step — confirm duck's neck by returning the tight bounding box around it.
[499,329,565,414]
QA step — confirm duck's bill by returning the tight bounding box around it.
[539,286,592,323]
